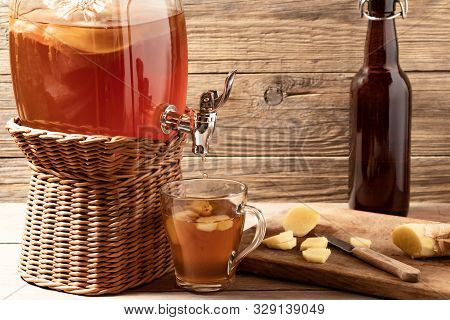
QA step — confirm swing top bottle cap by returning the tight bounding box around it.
[359,0,408,20]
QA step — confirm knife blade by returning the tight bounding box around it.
[316,233,421,283]
[317,234,354,253]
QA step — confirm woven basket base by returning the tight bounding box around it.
[7,118,184,296]
[18,264,174,296]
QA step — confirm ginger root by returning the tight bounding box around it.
[392,223,450,258]
[300,237,328,251]
[196,215,230,232]
[187,200,214,216]
[265,238,297,250]
[283,206,320,237]
[302,248,331,264]
[173,210,198,222]
[263,231,294,247]
[350,236,372,248]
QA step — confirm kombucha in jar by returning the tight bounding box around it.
[9,0,188,139]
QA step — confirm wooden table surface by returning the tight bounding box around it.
[1,202,448,300]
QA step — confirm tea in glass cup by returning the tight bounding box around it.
[160,179,266,292]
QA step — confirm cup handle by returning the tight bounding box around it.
[229,205,267,274]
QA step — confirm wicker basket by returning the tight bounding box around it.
[6,118,186,295]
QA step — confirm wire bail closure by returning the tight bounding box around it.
[359,0,408,20]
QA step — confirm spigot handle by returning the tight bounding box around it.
[160,70,237,156]
[214,70,237,110]
[199,70,237,113]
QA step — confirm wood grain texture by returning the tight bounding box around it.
[1,1,450,74]
[0,203,446,299]
[0,1,449,202]
[240,204,450,299]
[350,247,420,283]
[1,156,449,203]
[1,72,450,158]
[182,0,450,73]
[0,204,370,300]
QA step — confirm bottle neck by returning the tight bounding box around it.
[363,0,400,69]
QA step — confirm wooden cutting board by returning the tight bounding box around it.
[239,204,450,299]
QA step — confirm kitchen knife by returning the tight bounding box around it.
[317,234,421,283]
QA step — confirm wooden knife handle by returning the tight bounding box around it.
[352,247,421,283]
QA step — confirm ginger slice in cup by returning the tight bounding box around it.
[196,215,229,224]
[196,215,230,232]
[187,200,214,216]
[196,222,218,232]
[173,210,198,222]
[217,220,233,231]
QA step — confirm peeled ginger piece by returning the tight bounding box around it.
[350,236,372,248]
[217,220,233,231]
[302,248,331,264]
[392,223,450,258]
[263,231,294,247]
[188,200,213,216]
[196,215,230,232]
[196,221,218,232]
[265,238,297,250]
[300,237,328,251]
[196,215,229,223]
[283,206,320,237]
[173,210,198,222]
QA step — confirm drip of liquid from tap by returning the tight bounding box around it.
[201,154,208,179]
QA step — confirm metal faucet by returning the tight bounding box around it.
[161,70,237,156]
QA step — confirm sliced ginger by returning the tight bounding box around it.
[265,238,297,250]
[173,210,198,222]
[263,231,294,247]
[283,206,320,237]
[392,223,450,258]
[187,200,213,216]
[302,248,331,264]
[196,222,218,232]
[196,215,230,232]
[217,220,233,231]
[350,236,372,248]
[300,237,328,251]
[196,215,229,224]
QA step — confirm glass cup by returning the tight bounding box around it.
[160,178,266,292]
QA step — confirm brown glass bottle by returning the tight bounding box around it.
[349,0,412,216]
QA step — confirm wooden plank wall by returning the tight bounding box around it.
[0,0,449,202]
